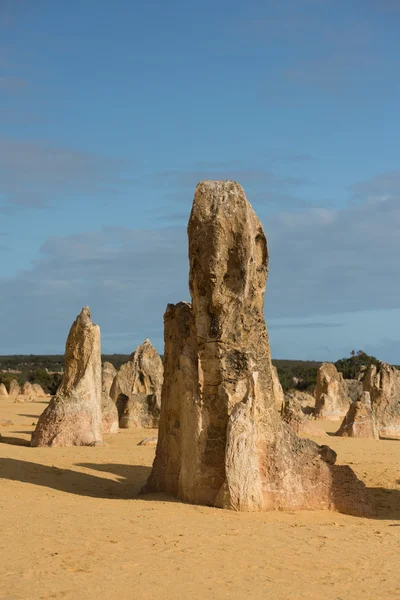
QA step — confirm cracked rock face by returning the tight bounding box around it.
[110,340,163,429]
[31,307,103,447]
[363,362,400,438]
[144,181,368,514]
[314,363,352,420]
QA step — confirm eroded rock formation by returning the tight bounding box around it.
[31,307,103,447]
[110,340,163,429]
[314,363,352,420]
[101,362,119,433]
[32,383,47,397]
[336,391,378,439]
[144,180,367,514]
[102,362,117,396]
[9,379,20,396]
[22,382,35,396]
[363,362,400,438]
[281,392,323,437]
[0,383,8,396]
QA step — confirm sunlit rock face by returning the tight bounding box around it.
[144,181,368,515]
[336,392,379,439]
[314,363,352,421]
[363,363,400,439]
[109,340,163,429]
[31,307,103,447]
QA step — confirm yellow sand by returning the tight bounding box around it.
[1,398,400,600]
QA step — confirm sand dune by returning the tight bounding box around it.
[1,397,400,600]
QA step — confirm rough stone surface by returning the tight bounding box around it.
[0,383,8,396]
[363,362,400,438]
[272,366,285,409]
[9,379,21,396]
[102,362,117,397]
[344,379,363,403]
[31,307,103,447]
[336,392,378,439]
[144,180,367,514]
[22,382,35,396]
[110,340,163,429]
[314,363,352,420]
[281,393,323,437]
[32,383,47,397]
[101,363,119,433]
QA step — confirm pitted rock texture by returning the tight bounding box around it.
[363,362,400,438]
[314,363,352,420]
[336,392,378,439]
[0,383,8,396]
[110,339,163,429]
[31,307,103,447]
[144,180,367,514]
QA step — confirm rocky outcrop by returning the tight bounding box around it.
[138,436,158,446]
[102,362,117,397]
[22,382,35,396]
[101,362,119,433]
[144,180,367,514]
[344,379,363,403]
[281,393,323,437]
[101,392,119,434]
[110,340,163,429]
[0,383,8,396]
[32,383,46,397]
[31,307,103,447]
[363,363,400,438]
[314,363,352,420]
[9,379,20,396]
[336,392,378,439]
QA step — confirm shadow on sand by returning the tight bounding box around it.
[0,458,151,499]
[0,458,399,518]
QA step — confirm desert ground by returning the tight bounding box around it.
[1,396,400,600]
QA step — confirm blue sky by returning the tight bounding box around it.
[1,0,399,362]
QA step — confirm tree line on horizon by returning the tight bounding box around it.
[0,350,397,396]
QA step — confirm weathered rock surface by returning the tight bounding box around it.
[363,362,400,438]
[9,379,21,396]
[101,392,119,434]
[101,362,119,433]
[287,390,316,415]
[272,366,285,409]
[102,362,117,397]
[344,379,363,403]
[31,307,103,447]
[0,383,8,396]
[336,392,378,439]
[314,363,352,420]
[32,383,47,397]
[110,340,163,429]
[0,419,14,426]
[22,382,35,396]
[281,393,323,437]
[144,180,367,514]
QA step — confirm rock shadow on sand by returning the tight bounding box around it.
[0,458,151,499]
[0,458,399,518]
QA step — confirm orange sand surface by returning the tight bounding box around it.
[1,397,400,600]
